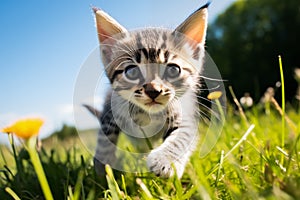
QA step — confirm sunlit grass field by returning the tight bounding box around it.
[1,96,300,199]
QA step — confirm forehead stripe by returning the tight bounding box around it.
[149,48,157,63]
[134,50,141,63]
[164,50,170,63]
[141,48,149,60]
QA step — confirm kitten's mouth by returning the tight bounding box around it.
[145,101,162,106]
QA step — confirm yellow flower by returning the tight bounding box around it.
[207,91,223,100]
[1,118,44,139]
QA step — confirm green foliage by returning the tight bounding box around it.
[51,124,77,140]
[207,0,300,102]
[2,2,300,198]
[1,100,300,199]
[0,57,299,198]
[0,144,103,199]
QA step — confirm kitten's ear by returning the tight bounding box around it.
[93,7,127,43]
[174,3,209,45]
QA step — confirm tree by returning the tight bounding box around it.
[207,0,300,102]
[52,124,77,140]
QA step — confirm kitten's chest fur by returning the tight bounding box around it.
[110,91,186,150]
[110,86,198,152]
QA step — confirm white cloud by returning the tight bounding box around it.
[59,104,74,115]
[73,95,104,130]
[55,95,104,131]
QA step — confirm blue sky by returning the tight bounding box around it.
[0,0,236,143]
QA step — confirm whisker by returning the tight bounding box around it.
[197,84,222,92]
[199,75,226,82]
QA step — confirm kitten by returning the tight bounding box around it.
[89,3,209,178]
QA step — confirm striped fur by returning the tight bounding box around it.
[92,4,208,178]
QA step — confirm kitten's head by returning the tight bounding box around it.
[94,5,208,113]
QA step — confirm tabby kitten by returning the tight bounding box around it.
[90,3,208,178]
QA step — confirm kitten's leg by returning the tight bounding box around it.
[147,91,199,178]
[94,130,119,175]
[147,123,198,178]
[94,101,120,175]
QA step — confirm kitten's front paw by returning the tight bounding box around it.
[147,149,185,178]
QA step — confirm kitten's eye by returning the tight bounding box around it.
[165,64,181,79]
[124,65,142,80]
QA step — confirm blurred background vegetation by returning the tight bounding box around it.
[1,1,300,199]
[206,0,300,103]
[51,124,78,140]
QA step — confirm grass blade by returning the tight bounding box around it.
[278,55,286,165]
[5,187,21,200]
[136,178,153,199]
[105,165,123,200]
[215,150,225,187]
[72,170,85,200]
[224,124,255,159]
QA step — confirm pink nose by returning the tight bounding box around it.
[143,83,162,100]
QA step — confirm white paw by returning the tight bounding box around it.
[146,149,185,178]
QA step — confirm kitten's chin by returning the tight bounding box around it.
[139,102,167,113]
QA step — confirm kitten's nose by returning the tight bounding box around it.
[143,83,162,100]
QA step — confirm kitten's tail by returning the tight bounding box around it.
[82,104,101,121]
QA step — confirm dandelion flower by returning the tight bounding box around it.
[207,91,223,100]
[1,118,44,139]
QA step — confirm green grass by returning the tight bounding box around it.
[1,100,300,199]
[1,55,300,199]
